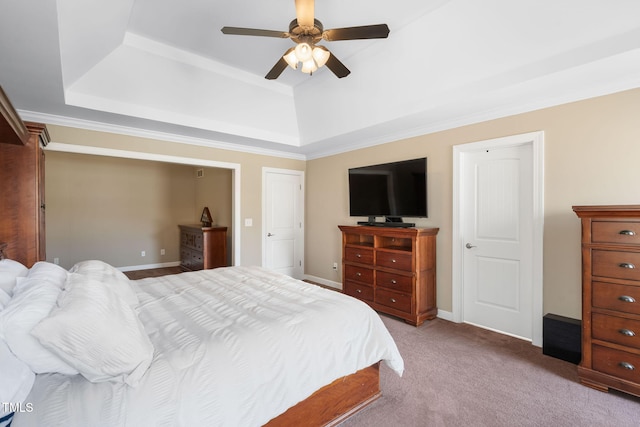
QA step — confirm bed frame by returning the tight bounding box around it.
[266,363,381,426]
[1,241,383,426]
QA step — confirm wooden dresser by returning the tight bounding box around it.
[179,225,227,271]
[573,205,640,397]
[0,87,49,267]
[339,225,438,326]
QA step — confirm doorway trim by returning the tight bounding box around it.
[45,142,242,265]
[452,131,544,346]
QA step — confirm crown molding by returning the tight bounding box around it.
[17,110,306,161]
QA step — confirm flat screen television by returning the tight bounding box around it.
[348,157,427,227]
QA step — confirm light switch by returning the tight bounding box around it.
[244,218,253,227]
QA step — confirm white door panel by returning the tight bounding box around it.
[269,240,295,270]
[263,169,304,279]
[462,144,533,340]
[475,257,520,310]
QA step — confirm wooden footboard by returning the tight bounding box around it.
[265,362,381,427]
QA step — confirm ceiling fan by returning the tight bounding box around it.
[221,0,390,79]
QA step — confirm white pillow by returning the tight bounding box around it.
[26,261,68,285]
[0,338,35,418]
[69,260,139,306]
[0,278,78,375]
[0,259,29,296]
[12,261,68,295]
[32,273,154,387]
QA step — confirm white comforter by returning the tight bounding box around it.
[14,266,403,427]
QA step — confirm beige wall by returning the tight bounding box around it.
[306,88,640,320]
[46,151,235,270]
[46,152,196,269]
[45,125,306,267]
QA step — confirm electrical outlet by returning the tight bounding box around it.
[53,257,60,265]
[160,249,165,255]
[333,262,338,271]
[141,251,146,257]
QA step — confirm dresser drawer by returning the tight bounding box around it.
[593,281,640,315]
[592,345,640,384]
[344,281,374,303]
[344,246,374,265]
[377,250,412,271]
[592,313,640,350]
[375,288,412,313]
[592,250,640,281]
[376,271,412,293]
[344,264,374,284]
[181,229,203,250]
[191,251,204,271]
[593,221,640,245]
[180,248,192,270]
[181,247,204,271]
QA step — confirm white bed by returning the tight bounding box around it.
[1,259,403,426]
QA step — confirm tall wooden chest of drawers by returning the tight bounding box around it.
[339,225,438,326]
[573,205,640,397]
[179,225,227,271]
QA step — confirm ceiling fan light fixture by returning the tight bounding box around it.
[312,45,330,68]
[283,49,298,69]
[301,58,318,74]
[294,42,313,62]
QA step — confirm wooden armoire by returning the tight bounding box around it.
[0,86,50,267]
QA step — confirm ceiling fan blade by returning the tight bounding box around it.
[325,53,351,78]
[323,24,390,41]
[265,49,293,80]
[221,27,288,38]
[295,0,314,28]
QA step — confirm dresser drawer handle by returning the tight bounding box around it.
[619,263,636,269]
[619,230,636,236]
[356,272,362,277]
[619,295,636,303]
[391,259,397,263]
[356,253,362,258]
[620,362,635,371]
[356,289,362,293]
[619,329,636,337]
[390,298,397,303]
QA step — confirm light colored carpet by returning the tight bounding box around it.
[342,316,640,426]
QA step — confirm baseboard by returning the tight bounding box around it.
[304,274,342,290]
[118,261,181,272]
[436,309,454,321]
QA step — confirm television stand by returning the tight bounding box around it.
[339,225,439,326]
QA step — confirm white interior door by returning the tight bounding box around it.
[263,168,304,279]
[462,143,534,340]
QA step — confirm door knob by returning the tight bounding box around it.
[267,233,275,237]
[465,243,476,249]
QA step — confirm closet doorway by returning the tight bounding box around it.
[45,142,241,266]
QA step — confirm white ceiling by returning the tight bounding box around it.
[1,0,640,159]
